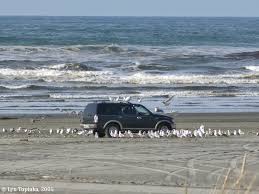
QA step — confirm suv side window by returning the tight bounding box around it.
[121,105,136,116]
[98,104,121,115]
[134,105,151,116]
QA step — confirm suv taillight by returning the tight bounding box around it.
[94,114,98,123]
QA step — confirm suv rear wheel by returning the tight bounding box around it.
[105,123,120,138]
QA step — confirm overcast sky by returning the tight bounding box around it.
[0,0,258,17]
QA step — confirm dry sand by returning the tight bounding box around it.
[0,112,259,194]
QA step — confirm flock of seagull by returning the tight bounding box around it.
[1,125,258,139]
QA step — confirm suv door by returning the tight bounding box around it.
[120,104,138,129]
[133,105,156,129]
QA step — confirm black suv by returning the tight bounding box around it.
[80,102,176,137]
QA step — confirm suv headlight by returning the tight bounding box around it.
[94,114,98,123]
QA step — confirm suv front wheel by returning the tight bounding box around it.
[157,123,172,132]
[105,123,120,138]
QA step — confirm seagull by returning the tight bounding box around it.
[49,129,53,135]
[162,95,174,106]
[256,132,259,136]
[218,129,223,136]
[154,107,164,113]
[127,130,134,138]
[238,129,245,135]
[159,130,165,137]
[227,130,231,136]
[118,131,124,138]
[233,130,237,136]
[56,129,60,134]
[137,97,143,103]
[213,130,218,136]
[59,129,64,135]
[2,128,6,133]
[115,96,121,102]
[66,128,71,134]
[16,127,22,133]
[94,132,99,139]
[10,128,15,133]
[123,96,131,102]
[24,128,28,133]
[108,96,114,101]
[199,125,205,134]
[77,130,85,135]
[193,129,198,137]
[86,129,94,136]
[138,130,145,138]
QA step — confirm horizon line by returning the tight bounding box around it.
[0,15,259,18]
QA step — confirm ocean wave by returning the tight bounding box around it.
[226,51,259,59]
[0,45,258,56]
[1,66,259,85]
[244,66,259,72]
[48,63,98,71]
[0,68,113,82]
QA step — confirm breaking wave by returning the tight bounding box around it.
[244,66,259,72]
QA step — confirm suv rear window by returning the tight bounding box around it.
[97,104,122,115]
[84,103,97,114]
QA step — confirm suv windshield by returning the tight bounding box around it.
[134,105,151,116]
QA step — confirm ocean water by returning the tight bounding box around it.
[0,16,259,114]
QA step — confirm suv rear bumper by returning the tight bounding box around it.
[80,124,97,129]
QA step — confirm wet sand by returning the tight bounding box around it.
[0,112,259,194]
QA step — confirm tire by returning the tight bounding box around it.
[157,122,172,132]
[97,131,105,138]
[105,123,120,138]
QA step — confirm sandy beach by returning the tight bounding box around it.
[0,112,259,194]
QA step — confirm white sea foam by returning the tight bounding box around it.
[0,84,30,89]
[244,66,259,72]
[1,67,259,85]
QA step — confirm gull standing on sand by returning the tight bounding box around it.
[10,128,15,133]
[118,131,124,138]
[238,129,245,135]
[94,132,99,139]
[66,128,71,134]
[2,128,6,133]
[49,129,53,135]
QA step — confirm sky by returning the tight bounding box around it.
[0,0,258,17]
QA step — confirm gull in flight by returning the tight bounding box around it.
[123,96,131,102]
[162,95,175,106]
[137,97,143,103]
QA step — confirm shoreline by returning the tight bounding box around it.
[1,112,258,130]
